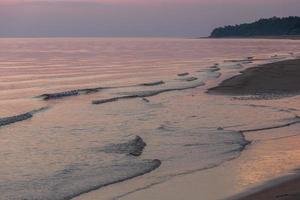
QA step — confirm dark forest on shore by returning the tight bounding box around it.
[210,16,300,38]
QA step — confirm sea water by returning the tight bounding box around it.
[0,38,300,200]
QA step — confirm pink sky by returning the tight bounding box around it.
[0,0,299,37]
[0,0,295,6]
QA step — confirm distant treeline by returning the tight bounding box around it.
[210,16,300,38]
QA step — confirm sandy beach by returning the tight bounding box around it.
[89,58,300,200]
[1,38,300,200]
[1,1,300,199]
[210,59,300,200]
[220,59,300,200]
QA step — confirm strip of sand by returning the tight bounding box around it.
[208,59,300,96]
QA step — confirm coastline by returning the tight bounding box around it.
[114,117,300,200]
[208,58,300,200]
[101,58,300,200]
[199,36,300,40]
[2,38,300,200]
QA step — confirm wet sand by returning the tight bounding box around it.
[102,59,300,200]
[96,110,300,200]
[208,59,300,96]
[212,59,300,200]
[236,177,300,200]
[204,36,300,40]
[2,38,300,200]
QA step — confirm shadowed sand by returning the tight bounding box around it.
[235,177,300,200]
[208,59,300,97]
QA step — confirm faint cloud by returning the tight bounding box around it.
[0,0,113,7]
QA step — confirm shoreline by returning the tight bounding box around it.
[2,38,300,200]
[213,58,300,200]
[199,36,300,40]
[207,58,300,200]
[109,58,300,200]
[72,58,300,200]
[106,116,300,200]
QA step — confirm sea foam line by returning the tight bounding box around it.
[0,107,49,127]
[92,81,205,105]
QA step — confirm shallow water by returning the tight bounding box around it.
[0,38,300,200]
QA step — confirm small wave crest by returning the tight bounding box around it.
[0,107,48,127]
[0,159,161,200]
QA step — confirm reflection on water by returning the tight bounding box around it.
[0,38,300,200]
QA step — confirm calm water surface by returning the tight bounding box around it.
[0,38,300,200]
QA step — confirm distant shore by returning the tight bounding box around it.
[199,36,300,40]
[207,59,300,97]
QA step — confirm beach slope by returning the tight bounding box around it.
[209,59,300,200]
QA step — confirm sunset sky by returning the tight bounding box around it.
[0,0,299,37]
